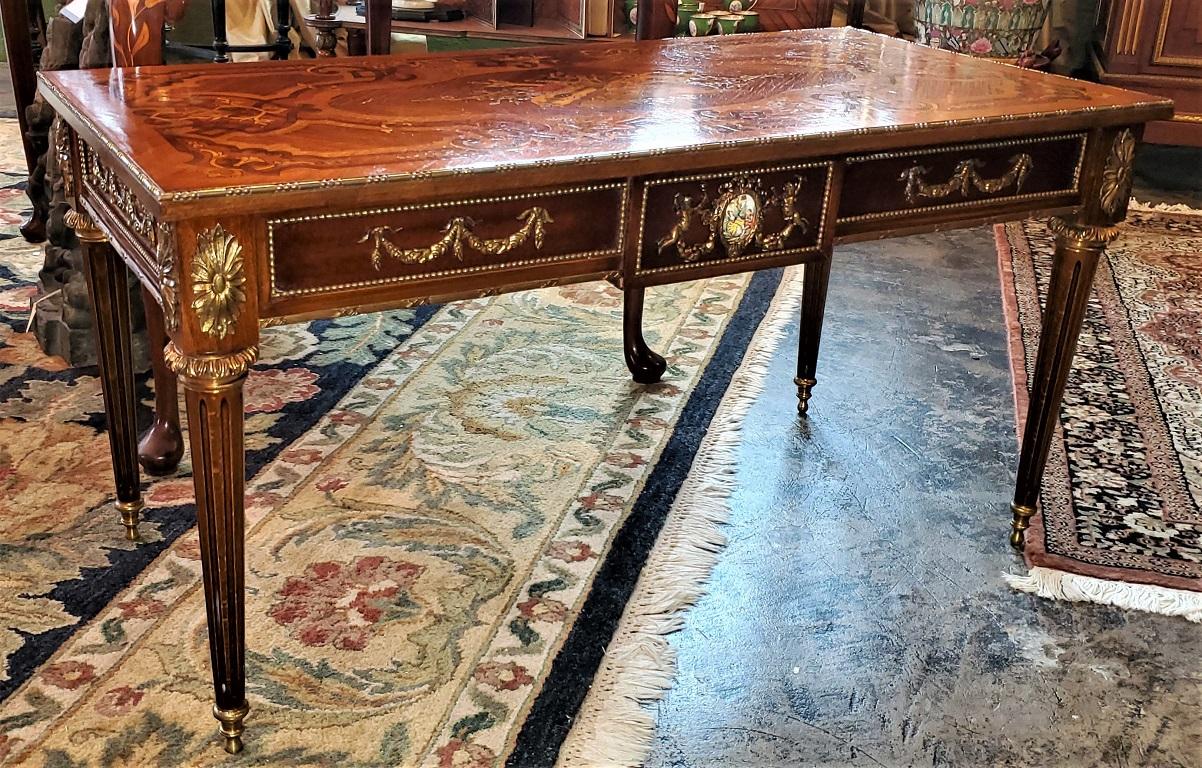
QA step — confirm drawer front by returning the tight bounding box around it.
[267,183,628,299]
[839,133,1087,223]
[634,161,835,279]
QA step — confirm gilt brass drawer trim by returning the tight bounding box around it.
[838,133,1087,224]
[267,183,628,299]
[634,161,836,277]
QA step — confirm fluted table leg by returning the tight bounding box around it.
[76,211,143,540]
[167,344,258,754]
[1010,126,1135,549]
[795,249,833,416]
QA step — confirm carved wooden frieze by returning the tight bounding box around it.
[78,142,156,245]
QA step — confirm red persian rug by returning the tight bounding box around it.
[996,203,1202,619]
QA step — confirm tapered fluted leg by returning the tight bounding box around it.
[1010,220,1109,549]
[170,345,257,753]
[139,287,184,475]
[795,251,833,416]
[79,224,143,540]
[623,286,667,384]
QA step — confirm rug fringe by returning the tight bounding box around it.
[557,268,807,768]
[1129,199,1202,215]
[1005,567,1202,623]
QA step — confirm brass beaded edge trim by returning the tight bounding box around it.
[160,102,1167,202]
[40,77,165,202]
[634,161,834,275]
[843,132,1085,163]
[259,270,623,328]
[42,61,1167,207]
[265,182,629,299]
[838,134,1088,224]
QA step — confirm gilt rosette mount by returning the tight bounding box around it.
[658,175,811,262]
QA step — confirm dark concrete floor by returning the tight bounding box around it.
[646,225,1202,767]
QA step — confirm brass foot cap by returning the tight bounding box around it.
[116,499,144,541]
[1009,502,1036,551]
[214,702,250,754]
[794,377,816,417]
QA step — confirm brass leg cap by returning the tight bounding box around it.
[794,377,816,417]
[214,702,250,754]
[116,498,143,541]
[1009,502,1036,551]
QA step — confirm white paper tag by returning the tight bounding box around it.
[61,0,89,24]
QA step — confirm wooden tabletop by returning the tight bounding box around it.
[40,28,1172,216]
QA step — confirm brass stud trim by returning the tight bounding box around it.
[266,183,628,299]
[635,160,835,276]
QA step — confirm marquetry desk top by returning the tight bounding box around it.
[39,28,1170,219]
[32,27,1175,756]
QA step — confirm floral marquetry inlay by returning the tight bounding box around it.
[191,225,246,340]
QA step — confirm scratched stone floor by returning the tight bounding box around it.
[645,167,1202,766]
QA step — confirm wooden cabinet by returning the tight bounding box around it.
[1093,0,1202,145]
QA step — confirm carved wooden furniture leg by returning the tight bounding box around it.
[2,0,48,243]
[308,0,342,57]
[139,287,185,475]
[795,250,833,416]
[168,344,257,753]
[1010,127,1133,549]
[74,212,143,540]
[623,285,667,384]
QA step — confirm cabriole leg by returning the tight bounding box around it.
[139,287,184,475]
[623,285,667,384]
[795,250,833,416]
[76,212,142,540]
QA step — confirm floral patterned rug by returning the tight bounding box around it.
[997,207,1202,602]
[0,121,793,765]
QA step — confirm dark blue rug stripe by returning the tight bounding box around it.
[508,267,786,767]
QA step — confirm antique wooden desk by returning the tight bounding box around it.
[38,28,1172,753]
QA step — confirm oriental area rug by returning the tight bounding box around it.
[0,120,803,767]
[997,206,1202,621]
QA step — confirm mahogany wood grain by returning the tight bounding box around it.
[42,29,1173,754]
[38,30,1171,220]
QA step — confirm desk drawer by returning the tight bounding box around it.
[267,183,628,299]
[839,133,1087,223]
[633,161,835,281]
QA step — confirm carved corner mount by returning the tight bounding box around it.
[191,224,247,340]
[1099,129,1136,218]
[164,343,259,383]
[156,222,180,332]
[362,207,554,270]
[1048,216,1122,247]
[64,207,107,243]
[899,153,1034,205]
